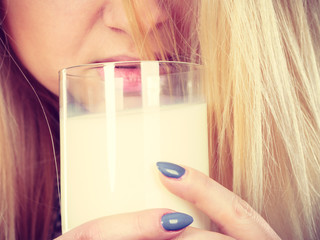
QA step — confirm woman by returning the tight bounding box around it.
[0,0,319,239]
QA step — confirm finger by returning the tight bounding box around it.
[172,227,236,240]
[157,162,281,240]
[55,209,193,240]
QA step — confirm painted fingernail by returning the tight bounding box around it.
[156,162,185,178]
[161,212,193,231]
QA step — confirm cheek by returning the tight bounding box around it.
[12,35,74,95]
[7,27,81,95]
[4,1,100,95]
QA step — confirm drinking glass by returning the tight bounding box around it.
[59,61,210,233]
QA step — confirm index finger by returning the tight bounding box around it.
[157,162,281,240]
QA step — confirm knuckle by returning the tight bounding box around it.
[72,222,102,240]
[192,174,213,207]
[134,212,149,238]
[231,196,280,239]
[232,195,255,221]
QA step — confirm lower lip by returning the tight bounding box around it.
[98,66,141,94]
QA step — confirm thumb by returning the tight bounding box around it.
[55,209,193,240]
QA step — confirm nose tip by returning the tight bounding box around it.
[102,0,168,35]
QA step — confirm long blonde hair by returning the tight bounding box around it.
[121,1,320,238]
[199,0,320,239]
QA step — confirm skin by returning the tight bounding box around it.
[3,0,167,94]
[3,0,281,239]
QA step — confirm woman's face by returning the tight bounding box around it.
[3,0,168,94]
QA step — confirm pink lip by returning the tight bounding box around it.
[95,57,142,94]
[115,67,141,93]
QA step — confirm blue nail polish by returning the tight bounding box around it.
[161,212,193,231]
[156,162,185,178]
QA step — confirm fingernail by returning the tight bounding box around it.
[156,162,185,178]
[161,212,193,231]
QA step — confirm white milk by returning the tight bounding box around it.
[61,103,210,232]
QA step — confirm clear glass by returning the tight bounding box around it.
[59,61,210,233]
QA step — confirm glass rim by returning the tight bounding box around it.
[59,60,202,74]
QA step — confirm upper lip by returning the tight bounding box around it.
[94,55,141,63]
[92,51,174,64]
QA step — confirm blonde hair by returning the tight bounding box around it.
[199,0,320,239]
[123,0,200,62]
[121,1,320,238]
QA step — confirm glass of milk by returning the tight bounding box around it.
[59,61,210,233]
